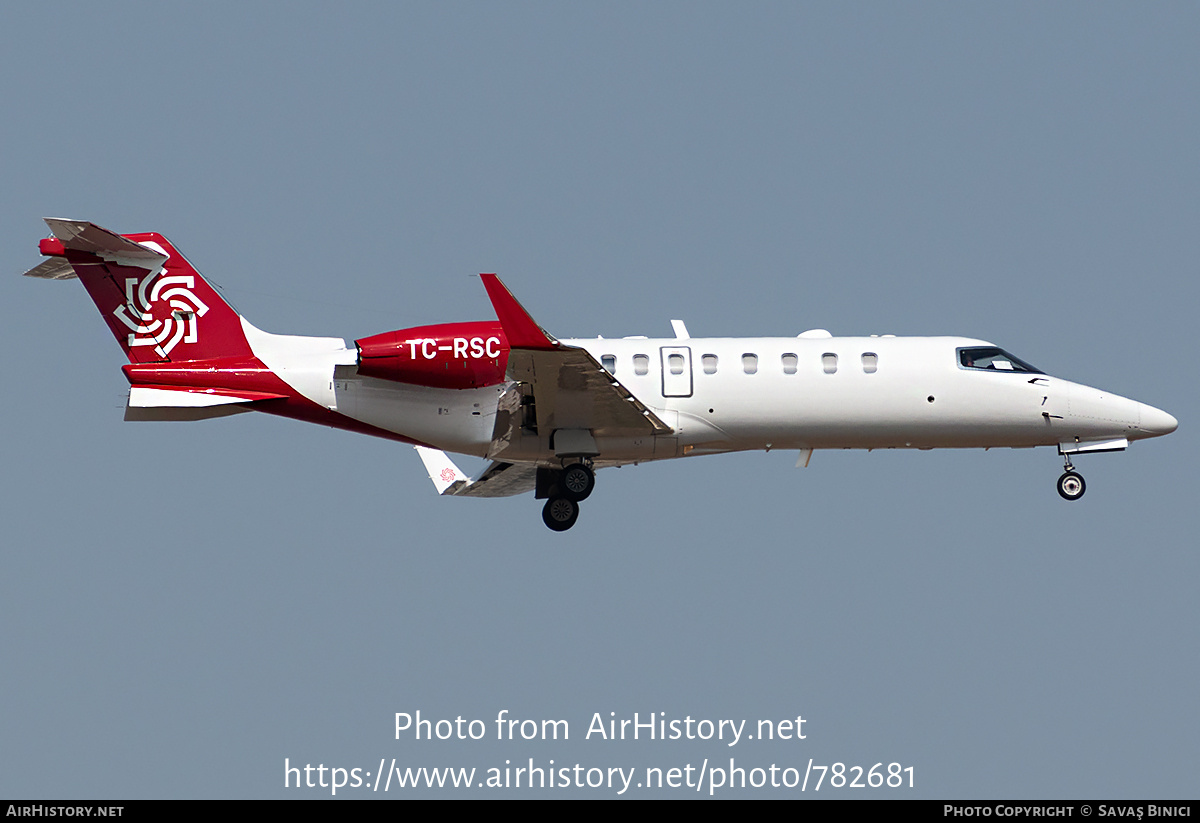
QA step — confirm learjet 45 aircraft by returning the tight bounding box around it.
[25,219,1177,531]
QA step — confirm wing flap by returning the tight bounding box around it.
[478,273,671,437]
[506,347,673,436]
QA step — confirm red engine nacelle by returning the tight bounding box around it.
[355,322,508,389]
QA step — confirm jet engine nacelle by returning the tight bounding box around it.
[355,322,508,389]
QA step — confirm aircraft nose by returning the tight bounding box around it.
[1139,403,1178,437]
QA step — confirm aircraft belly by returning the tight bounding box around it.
[483,431,665,463]
[676,371,1066,450]
[341,378,500,456]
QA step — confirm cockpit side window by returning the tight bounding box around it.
[958,347,1042,374]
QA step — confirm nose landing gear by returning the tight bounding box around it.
[1056,456,1086,501]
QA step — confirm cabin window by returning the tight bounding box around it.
[702,354,718,374]
[742,353,758,374]
[958,346,1042,374]
[781,353,798,374]
[601,355,616,374]
[668,353,685,375]
[822,353,838,374]
[861,352,878,373]
[633,354,649,375]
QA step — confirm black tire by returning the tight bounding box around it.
[560,463,595,501]
[542,496,580,531]
[1057,471,1086,501]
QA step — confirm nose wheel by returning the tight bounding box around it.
[1056,456,1086,501]
[1057,471,1086,500]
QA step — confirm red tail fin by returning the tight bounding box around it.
[27,219,252,363]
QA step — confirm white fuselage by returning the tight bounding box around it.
[245,321,1174,466]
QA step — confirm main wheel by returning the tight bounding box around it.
[560,463,595,501]
[1057,471,1086,501]
[542,496,580,531]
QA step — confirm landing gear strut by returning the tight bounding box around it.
[1056,455,1086,501]
[539,461,596,531]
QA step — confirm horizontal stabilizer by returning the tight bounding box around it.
[26,218,255,364]
[128,386,288,408]
[414,446,537,498]
[43,218,168,266]
[125,385,288,422]
[22,257,76,280]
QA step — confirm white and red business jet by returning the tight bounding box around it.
[26,219,1177,531]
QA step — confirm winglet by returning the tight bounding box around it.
[414,446,470,495]
[479,273,558,350]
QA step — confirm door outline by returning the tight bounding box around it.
[660,346,693,398]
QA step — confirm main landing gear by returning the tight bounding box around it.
[1056,455,1086,501]
[540,462,595,532]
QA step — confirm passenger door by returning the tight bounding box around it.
[660,346,693,397]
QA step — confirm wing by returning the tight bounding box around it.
[479,274,672,445]
[414,446,538,498]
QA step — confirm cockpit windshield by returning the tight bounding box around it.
[958,347,1042,374]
